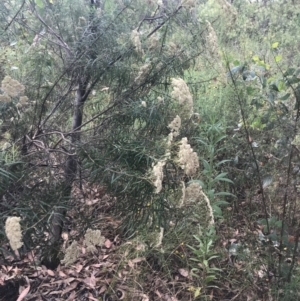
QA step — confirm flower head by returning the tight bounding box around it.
[131,29,143,55]
[168,115,181,138]
[152,160,166,193]
[178,137,199,176]
[62,241,79,266]
[1,76,25,97]
[171,78,193,117]
[5,217,23,251]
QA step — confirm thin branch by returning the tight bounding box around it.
[4,0,26,31]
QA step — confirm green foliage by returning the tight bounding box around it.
[195,121,233,217]
[188,226,220,286]
[2,0,300,298]
[274,270,300,301]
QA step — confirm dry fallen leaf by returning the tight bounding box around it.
[178,268,189,278]
[59,271,67,278]
[83,273,96,289]
[140,294,149,301]
[128,260,134,269]
[62,281,79,295]
[132,257,145,264]
[66,291,76,301]
[63,277,76,285]
[98,285,107,294]
[104,239,112,248]
[47,269,55,277]
[16,277,30,301]
[88,292,99,301]
[75,264,83,273]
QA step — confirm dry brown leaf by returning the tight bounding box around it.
[59,271,67,278]
[178,268,189,278]
[98,285,107,294]
[140,294,149,301]
[47,270,55,277]
[127,260,134,268]
[16,277,30,301]
[166,296,178,301]
[3,265,11,272]
[62,281,79,295]
[83,273,96,289]
[66,291,76,301]
[75,264,83,273]
[104,239,112,248]
[49,290,64,295]
[63,277,76,285]
[40,283,55,288]
[25,251,36,262]
[88,292,99,300]
[132,257,145,264]
[12,266,21,276]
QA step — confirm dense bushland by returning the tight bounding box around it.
[1,0,300,300]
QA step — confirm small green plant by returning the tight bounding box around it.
[188,226,220,286]
[273,268,300,301]
[195,121,234,217]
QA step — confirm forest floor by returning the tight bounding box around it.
[0,181,298,301]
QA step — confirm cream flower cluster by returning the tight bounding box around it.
[84,228,105,254]
[216,0,237,21]
[168,115,181,138]
[1,75,25,97]
[131,29,143,55]
[178,137,199,176]
[5,217,23,251]
[152,160,166,193]
[62,241,79,266]
[206,21,219,58]
[185,182,214,225]
[171,78,193,116]
[0,76,29,107]
[135,63,151,85]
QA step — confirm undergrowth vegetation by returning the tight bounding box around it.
[1,0,300,300]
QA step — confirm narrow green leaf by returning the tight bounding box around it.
[202,159,210,171]
[214,172,228,179]
[279,93,290,101]
[214,201,230,207]
[205,275,216,283]
[213,205,222,216]
[196,139,208,146]
[213,178,234,184]
[216,159,231,166]
[214,192,235,197]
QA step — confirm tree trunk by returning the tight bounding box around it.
[48,78,88,250]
